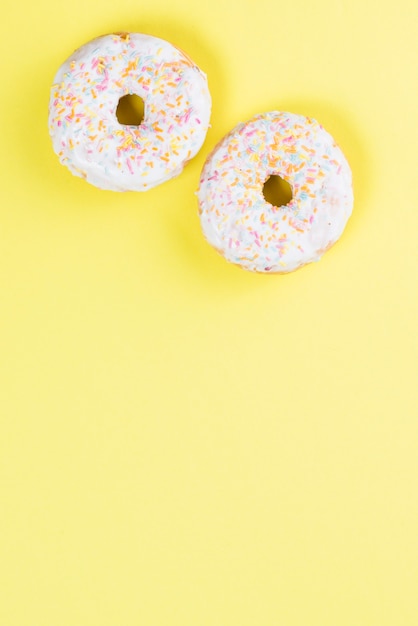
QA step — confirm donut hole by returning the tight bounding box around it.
[263,175,293,208]
[116,94,145,126]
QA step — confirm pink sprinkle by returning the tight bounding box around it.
[126,158,134,175]
[97,80,109,92]
[183,108,192,123]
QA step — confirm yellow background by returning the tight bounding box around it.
[1,0,417,624]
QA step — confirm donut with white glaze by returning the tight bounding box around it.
[49,33,211,191]
[197,112,353,273]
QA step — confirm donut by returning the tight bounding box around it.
[49,33,211,191]
[197,111,353,273]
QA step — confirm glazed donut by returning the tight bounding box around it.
[49,33,211,191]
[197,112,353,273]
